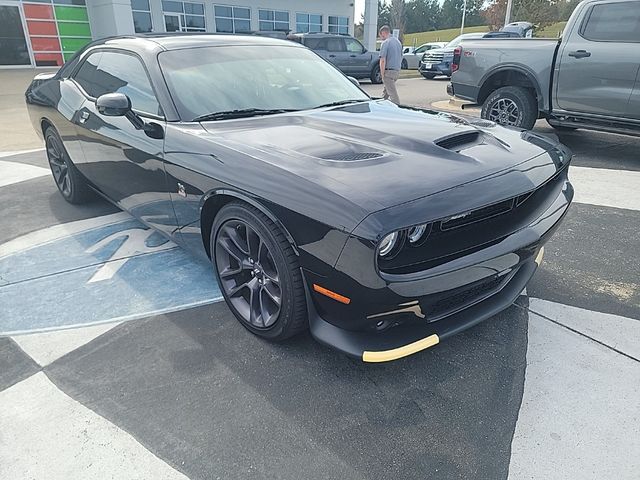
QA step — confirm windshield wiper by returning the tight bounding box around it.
[312,99,368,110]
[193,108,297,122]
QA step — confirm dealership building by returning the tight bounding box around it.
[1,0,380,68]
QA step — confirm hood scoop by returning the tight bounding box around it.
[435,131,482,152]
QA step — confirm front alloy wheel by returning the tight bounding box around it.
[212,202,307,341]
[215,219,282,328]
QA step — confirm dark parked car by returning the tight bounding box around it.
[26,34,573,362]
[288,32,382,83]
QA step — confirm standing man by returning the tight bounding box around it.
[378,25,402,105]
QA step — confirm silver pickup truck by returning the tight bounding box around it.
[449,0,640,135]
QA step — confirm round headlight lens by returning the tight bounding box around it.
[378,232,399,257]
[407,224,428,244]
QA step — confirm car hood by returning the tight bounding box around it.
[199,100,564,213]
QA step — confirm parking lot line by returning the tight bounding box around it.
[570,166,640,211]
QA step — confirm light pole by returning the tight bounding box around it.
[460,0,467,34]
[504,0,513,26]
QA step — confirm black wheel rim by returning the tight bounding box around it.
[375,69,381,83]
[46,134,71,197]
[488,98,520,126]
[215,219,282,329]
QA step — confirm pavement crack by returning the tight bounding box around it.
[516,303,640,363]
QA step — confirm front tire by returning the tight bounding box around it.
[44,127,93,204]
[212,202,307,341]
[481,86,538,130]
[370,65,382,84]
[421,72,436,80]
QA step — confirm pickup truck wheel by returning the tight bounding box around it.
[482,86,537,130]
[421,72,436,80]
[370,65,382,84]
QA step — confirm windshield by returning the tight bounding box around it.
[159,45,370,121]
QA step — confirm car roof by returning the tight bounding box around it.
[87,33,301,53]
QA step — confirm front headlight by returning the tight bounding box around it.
[407,224,428,244]
[378,231,399,257]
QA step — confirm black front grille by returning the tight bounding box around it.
[440,198,515,231]
[427,272,508,321]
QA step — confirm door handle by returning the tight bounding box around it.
[328,54,336,58]
[79,111,90,123]
[568,50,591,58]
[350,54,357,57]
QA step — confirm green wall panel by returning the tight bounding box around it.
[63,52,76,61]
[57,21,91,37]
[60,36,91,52]
[54,5,88,22]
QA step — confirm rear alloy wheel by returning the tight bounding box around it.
[212,202,307,341]
[370,65,382,84]
[45,127,93,204]
[481,86,538,130]
[401,59,408,70]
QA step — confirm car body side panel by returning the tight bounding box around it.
[162,123,356,269]
[554,0,640,116]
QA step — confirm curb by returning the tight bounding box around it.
[431,99,480,115]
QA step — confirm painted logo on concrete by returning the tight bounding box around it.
[0,212,222,335]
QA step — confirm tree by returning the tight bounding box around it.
[390,0,406,40]
[482,0,562,30]
[404,0,441,34]
[376,0,392,30]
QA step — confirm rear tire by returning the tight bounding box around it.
[370,65,382,84]
[401,59,408,70]
[44,126,93,204]
[211,202,307,341]
[421,72,436,80]
[481,86,538,130]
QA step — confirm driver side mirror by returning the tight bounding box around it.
[96,92,131,117]
[95,92,163,139]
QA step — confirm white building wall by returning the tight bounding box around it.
[87,0,136,38]
[88,0,355,37]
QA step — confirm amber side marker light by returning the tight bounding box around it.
[313,284,351,305]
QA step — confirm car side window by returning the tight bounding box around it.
[345,38,364,54]
[326,37,345,52]
[73,52,103,97]
[581,2,640,43]
[73,50,162,117]
[415,46,427,54]
[94,52,162,116]
[304,37,325,50]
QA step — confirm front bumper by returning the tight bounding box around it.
[419,60,452,76]
[306,177,573,362]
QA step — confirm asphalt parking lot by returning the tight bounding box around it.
[1,71,639,480]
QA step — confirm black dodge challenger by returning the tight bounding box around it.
[26,34,573,362]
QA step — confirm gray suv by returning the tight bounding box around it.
[288,32,382,84]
